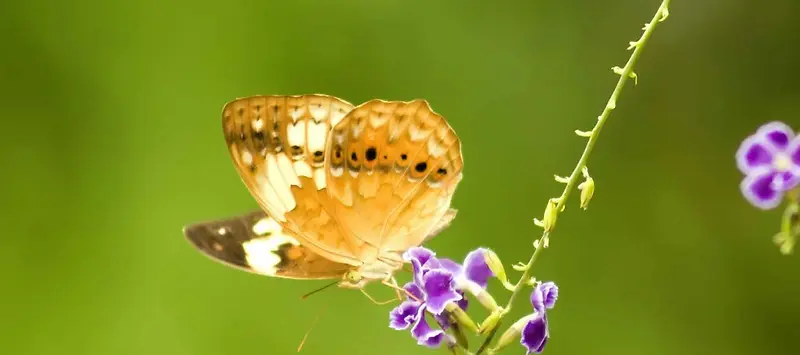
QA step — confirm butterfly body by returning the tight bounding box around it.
[185,94,462,290]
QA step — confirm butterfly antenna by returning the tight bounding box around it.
[297,303,328,352]
[300,280,339,300]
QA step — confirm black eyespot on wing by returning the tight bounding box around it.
[365,147,377,161]
[401,153,408,161]
[415,162,427,173]
[351,152,358,162]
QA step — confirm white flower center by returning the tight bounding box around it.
[773,153,791,171]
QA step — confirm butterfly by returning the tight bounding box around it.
[183,94,463,298]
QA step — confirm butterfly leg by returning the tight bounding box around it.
[381,276,423,303]
[359,289,400,306]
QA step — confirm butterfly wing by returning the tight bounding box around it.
[324,99,463,256]
[222,94,368,267]
[183,210,351,279]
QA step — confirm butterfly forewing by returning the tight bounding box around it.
[324,99,464,256]
[222,95,368,267]
[183,210,351,279]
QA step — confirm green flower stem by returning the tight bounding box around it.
[476,1,671,352]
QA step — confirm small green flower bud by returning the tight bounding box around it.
[490,315,534,354]
[542,198,559,232]
[483,249,509,286]
[578,176,595,210]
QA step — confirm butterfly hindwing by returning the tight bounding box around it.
[183,210,351,280]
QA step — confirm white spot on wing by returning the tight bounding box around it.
[351,119,366,138]
[289,106,306,122]
[217,227,227,235]
[252,217,283,235]
[408,124,431,142]
[293,160,313,178]
[242,234,300,275]
[370,112,389,128]
[330,105,348,126]
[310,105,328,122]
[307,121,328,153]
[287,120,306,149]
[252,119,264,132]
[427,139,445,157]
[242,150,253,166]
[331,165,343,177]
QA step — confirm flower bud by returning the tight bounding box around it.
[490,315,533,354]
[483,249,509,286]
[542,198,559,232]
[578,176,595,210]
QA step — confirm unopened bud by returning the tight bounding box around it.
[483,249,509,286]
[578,176,595,210]
[542,198,559,232]
[490,315,534,354]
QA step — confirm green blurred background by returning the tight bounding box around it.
[2,0,798,354]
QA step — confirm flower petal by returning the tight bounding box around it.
[405,248,432,286]
[422,269,462,314]
[772,171,800,191]
[520,314,549,354]
[434,311,451,330]
[741,168,783,210]
[404,247,435,266]
[530,286,544,312]
[439,258,463,275]
[411,307,445,348]
[790,136,800,167]
[757,121,794,150]
[736,135,775,174]
[389,300,423,330]
[463,248,495,288]
[537,282,559,310]
[455,290,469,311]
[403,282,424,303]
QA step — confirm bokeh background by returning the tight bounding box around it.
[2,0,798,354]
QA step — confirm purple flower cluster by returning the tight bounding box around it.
[389,247,494,348]
[736,121,800,209]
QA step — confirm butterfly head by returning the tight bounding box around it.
[339,269,365,288]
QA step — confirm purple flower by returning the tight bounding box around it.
[736,121,800,209]
[439,248,496,289]
[389,247,496,348]
[388,247,462,348]
[520,282,558,354]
